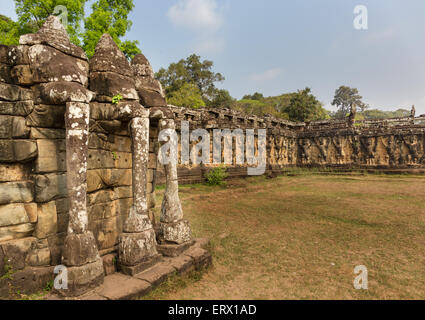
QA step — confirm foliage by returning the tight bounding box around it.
[242,92,264,101]
[205,166,228,186]
[283,88,329,122]
[331,85,368,119]
[112,93,123,104]
[167,83,206,109]
[1,0,140,59]
[156,54,225,105]
[0,14,21,45]
[14,0,87,46]
[361,108,410,120]
[209,89,235,108]
[83,0,140,59]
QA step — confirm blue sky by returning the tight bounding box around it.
[3,0,425,114]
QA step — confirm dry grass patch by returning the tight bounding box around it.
[149,174,425,300]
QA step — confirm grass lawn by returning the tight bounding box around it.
[145,173,425,300]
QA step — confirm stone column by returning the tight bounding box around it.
[157,118,193,257]
[61,102,104,297]
[119,110,160,276]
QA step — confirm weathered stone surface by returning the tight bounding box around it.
[35,173,67,203]
[131,54,155,78]
[0,163,29,182]
[7,45,30,66]
[26,104,65,128]
[90,34,133,77]
[28,44,88,85]
[47,233,66,265]
[0,223,35,242]
[0,101,33,116]
[34,201,57,239]
[90,72,138,100]
[10,65,33,85]
[157,240,195,258]
[165,254,195,275]
[119,229,158,266]
[0,63,11,83]
[87,169,132,192]
[0,237,37,270]
[0,82,33,101]
[0,115,30,138]
[160,220,192,245]
[0,181,34,204]
[0,266,55,298]
[135,262,176,286]
[34,82,95,105]
[35,139,66,173]
[30,127,65,139]
[19,16,87,60]
[0,140,37,163]
[62,232,100,267]
[0,203,36,227]
[56,257,104,297]
[102,253,117,276]
[26,247,51,266]
[97,273,151,300]
[137,88,167,107]
[0,44,9,64]
[183,246,212,270]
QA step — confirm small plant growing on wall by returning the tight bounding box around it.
[112,94,123,105]
[205,166,228,186]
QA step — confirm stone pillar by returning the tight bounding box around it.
[157,118,193,257]
[119,110,161,276]
[61,101,104,297]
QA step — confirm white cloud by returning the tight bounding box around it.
[250,68,282,82]
[168,0,222,31]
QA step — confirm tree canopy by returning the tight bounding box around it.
[1,0,140,58]
[156,54,226,107]
[167,83,206,109]
[283,88,329,122]
[331,85,368,119]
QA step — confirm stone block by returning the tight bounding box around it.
[35,173,67,203]
[0,164,29,182]
[0,63,11,83]
[0,101,33,116]
[0,237,37,270]
[35,139,66,173]
[102,253,117,276]
[0,223,35,242]
[159,220,192,245]
[0,140,38,163]
[89,71,138,100]
[28,44,88,86]
[97,273,151,300]
[118,229,158,267]
[26,104,65,128]
[26,247,51,266]
[0,203,37,227]
[34,201,57,239]
[10,64,33,85]
[62,232,100,267]
[135,262,176,287]
[0,82,33,101]
[30,128,65,139]
[0,181,34,204]
[34,82,94,105]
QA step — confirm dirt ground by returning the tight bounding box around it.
[146,173,425,300]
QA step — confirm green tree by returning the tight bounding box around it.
[209,89,235,108]
[284,87,328,122]
[0,15,21,45]
[242,92,264,101]
[167,83,206,109]
[14,0,87,46]
[1,0,140,59]
[83,0,140,59]
[331,85,368,119]
[156,54,225,104]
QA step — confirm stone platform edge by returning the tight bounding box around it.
[47,238,212,300]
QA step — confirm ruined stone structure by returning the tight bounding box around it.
[158,106,425,184]
[0,16,424,298]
